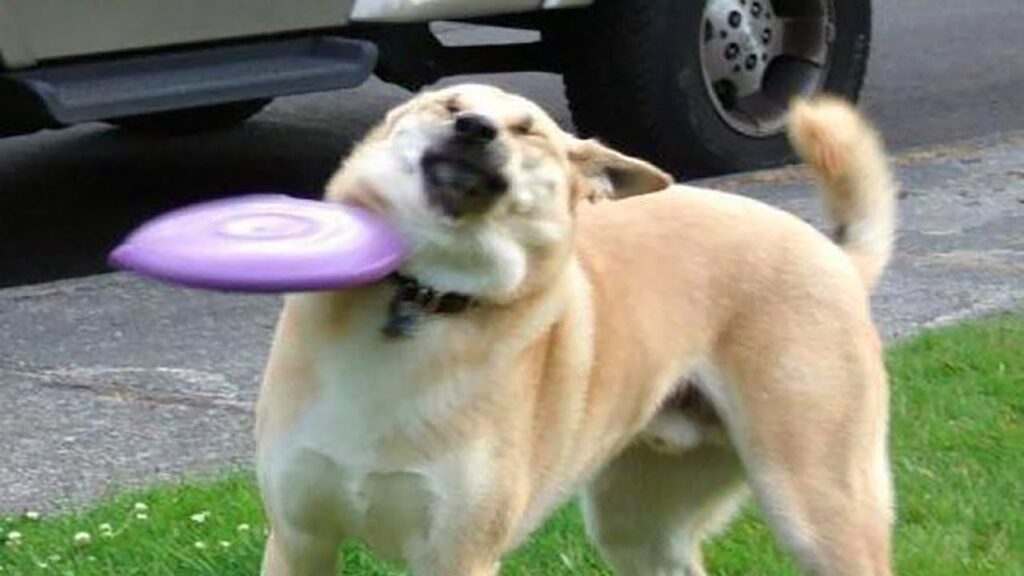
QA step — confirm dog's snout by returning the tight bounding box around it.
[421,111,507,218]
[453,113,498,143]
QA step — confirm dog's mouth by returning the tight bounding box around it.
[421,148,508,219]
[421,146,510,220]
[419,113,510,219]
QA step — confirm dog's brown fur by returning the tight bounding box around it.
[256,86,896,575]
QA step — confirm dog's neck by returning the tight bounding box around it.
[381,273,477,338]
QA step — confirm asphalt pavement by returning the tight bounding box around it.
[3,0,1024,288]
[1,0,1023,512]
[3,129,1022,513]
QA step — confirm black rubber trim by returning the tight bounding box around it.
[2,36,377,125]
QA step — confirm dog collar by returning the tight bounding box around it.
[382,273,477,337]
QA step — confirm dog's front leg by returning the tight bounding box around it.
[403,519,506,576]
[260,529,340,576]
[405,488,522,576]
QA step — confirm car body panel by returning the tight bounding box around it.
[0,0,599,136]
[540,0,592,8]
[0,0,355,69]
[0,3,32,67]
[351,0,541,22]
[0,0,596,69]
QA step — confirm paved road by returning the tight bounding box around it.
[1,0,1023,512]
[1,0,1023,287]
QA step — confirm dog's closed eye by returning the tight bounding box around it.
[510,117,537,137]
[444,97,463,115]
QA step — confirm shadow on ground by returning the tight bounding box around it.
[0,98,392,287]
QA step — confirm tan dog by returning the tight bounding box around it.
[255,84,896,576]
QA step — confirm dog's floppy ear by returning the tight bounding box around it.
[569,138,673,201]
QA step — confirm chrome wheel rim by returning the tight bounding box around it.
[700,0,834,137]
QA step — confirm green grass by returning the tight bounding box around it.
[2,313,1021,575]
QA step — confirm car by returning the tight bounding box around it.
[0,0,870,176]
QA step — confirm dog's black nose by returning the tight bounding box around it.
[453,113,498,143]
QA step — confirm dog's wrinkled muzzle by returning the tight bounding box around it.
[421,113,509,218]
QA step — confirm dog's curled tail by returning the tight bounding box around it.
[787,96,897,293]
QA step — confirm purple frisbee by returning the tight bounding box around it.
[109,194,407,292]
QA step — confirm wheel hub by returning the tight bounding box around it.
[703,0,777,97]
[700,0,833,137]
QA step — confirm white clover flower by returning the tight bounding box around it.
[135,513,149,521]
[236,523,251,533]
[73,532,92,546]
[193,541,207,550]
[23,511,40,521]
[98,523,114,537]
[189,511,211,524]
[133,502,149,513]
[5,530,22,545]
[48,554,61,562]
[35,562,48,569]
[219,540,231,548]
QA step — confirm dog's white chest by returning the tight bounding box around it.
[269,442,441,564]
[261,328,494,564]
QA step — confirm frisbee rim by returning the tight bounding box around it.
[108,194,407,293]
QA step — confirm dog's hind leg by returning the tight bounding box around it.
[704,316,894,575]
[582,439,747,576]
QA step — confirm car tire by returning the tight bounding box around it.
[552,0,871,177]
[107,99,271,135]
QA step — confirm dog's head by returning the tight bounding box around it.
[327,84,671,301]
